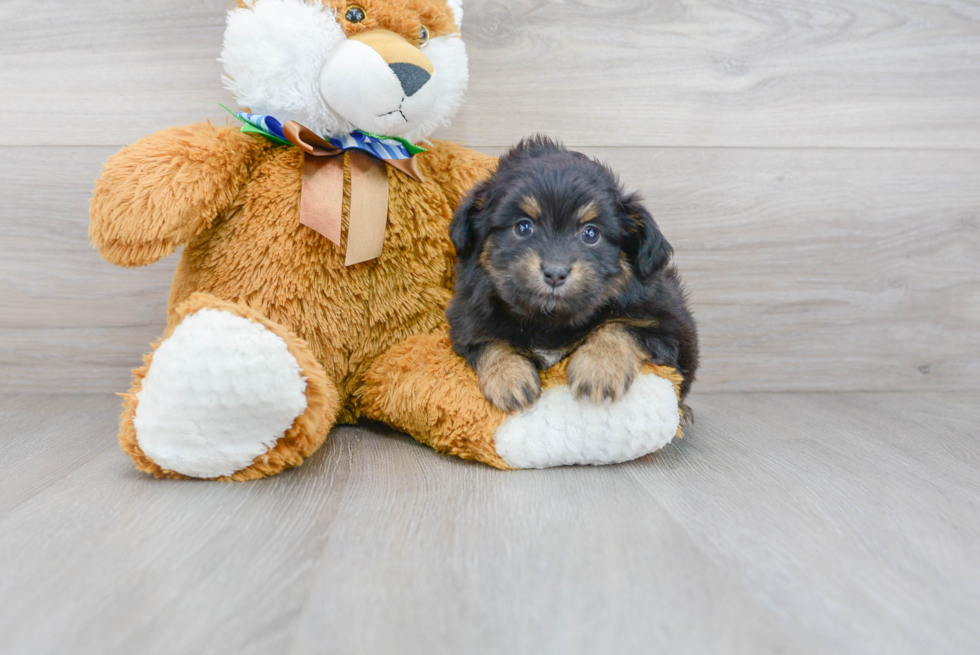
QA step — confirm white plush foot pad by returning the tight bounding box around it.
[494,374,680,469]
[133,309,308,479]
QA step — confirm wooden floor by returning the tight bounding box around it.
[1,392,977,655]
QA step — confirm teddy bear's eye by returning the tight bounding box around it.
[345,5,366,23]
[419,25,430,48]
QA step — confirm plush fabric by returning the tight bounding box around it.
[94,124,495,400]
[360,334,684,470]
[495,364,683,469]
[223,0,467,143]
[133,307,310,478]
[91,0,688,480]
[360,333,512,469]
[118,293,339,481]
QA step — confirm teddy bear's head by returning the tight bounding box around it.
[221,0,466,143]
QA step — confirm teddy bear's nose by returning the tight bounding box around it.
[389,63,431,97]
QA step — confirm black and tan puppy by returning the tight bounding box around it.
[447,137,699,413]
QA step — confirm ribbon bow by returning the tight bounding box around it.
[228,108,426,266]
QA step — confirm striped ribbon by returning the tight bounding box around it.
[226,108,426,266]
[233,110,425,160]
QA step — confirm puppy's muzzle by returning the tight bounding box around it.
[349,29,434,97]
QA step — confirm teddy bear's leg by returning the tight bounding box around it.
[360,332,684,470]
[359,333,511,468]
[119,293,340,481]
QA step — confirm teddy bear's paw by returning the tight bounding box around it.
[493,372,681,469]
[132,308,310,479]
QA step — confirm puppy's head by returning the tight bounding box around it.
[451,137,673,324]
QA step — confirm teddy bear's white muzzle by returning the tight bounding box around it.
[319,39,439,137]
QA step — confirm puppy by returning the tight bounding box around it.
[447,136,699,413]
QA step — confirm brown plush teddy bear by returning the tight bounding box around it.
[90,0,684,481]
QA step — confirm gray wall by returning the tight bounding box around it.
[2,0,978,393]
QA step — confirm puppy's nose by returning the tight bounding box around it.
[542,264,571,288]
[389,63,431,97]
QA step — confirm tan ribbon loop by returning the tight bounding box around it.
[346,151,390,266]
[300,156,345,246]
[385,156,425,184]
[284,121,340,157]
[282,120,424,266]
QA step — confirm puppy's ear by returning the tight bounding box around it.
[450,181,489,260]
[621,192,673,280]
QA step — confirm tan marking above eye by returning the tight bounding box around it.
[576,201,600,225]
[612,317,660,329]
[519,196,542,220]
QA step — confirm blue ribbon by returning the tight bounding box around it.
[229,108,424,161]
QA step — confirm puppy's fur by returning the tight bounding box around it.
[447,137,699,413]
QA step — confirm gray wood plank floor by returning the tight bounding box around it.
[1,392,976,655]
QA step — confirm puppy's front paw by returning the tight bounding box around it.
[568,324,645,404]
[568,351,638,404]
[477,343,542,413]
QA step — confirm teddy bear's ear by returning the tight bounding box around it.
[447,0,463,26]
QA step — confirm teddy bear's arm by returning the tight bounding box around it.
[90,123,267,268]
[422,141,498,210]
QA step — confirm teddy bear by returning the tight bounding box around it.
[89,0,685,481]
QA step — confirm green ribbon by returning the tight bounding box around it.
[220,104,426,155]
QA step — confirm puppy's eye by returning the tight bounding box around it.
[514,219,535,238]
[582,225,601,245]
[345,5,366,23]
[419,25,430,47]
